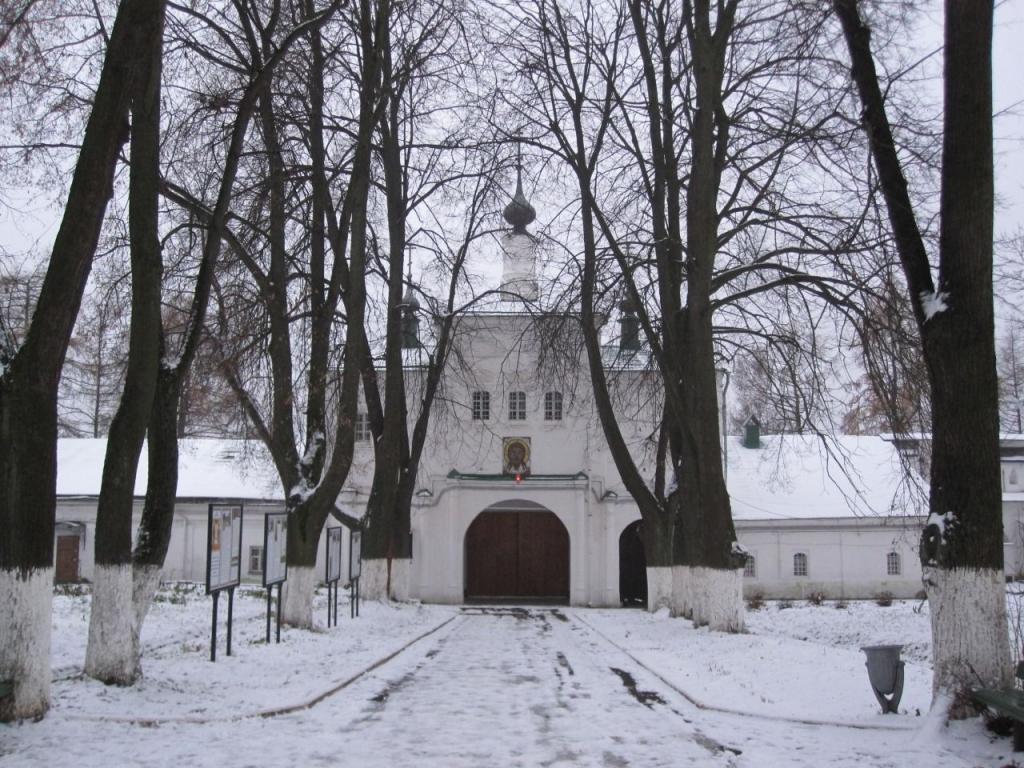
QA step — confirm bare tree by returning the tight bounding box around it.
[196,0,381,627]
[1,0,167,722]
[58,264,131,437]
[493,0,867,629]
[84,0,166,685]
[998,320,1024,434]
[835,0,1011,711]
[348,0,500,599]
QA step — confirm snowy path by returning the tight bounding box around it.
[0,604,1012,767]
[330,607,735,767]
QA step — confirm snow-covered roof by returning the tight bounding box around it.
[726,434,923,521]
[600,344,651,371]
[57,438,282,500]
[56,434,924,520]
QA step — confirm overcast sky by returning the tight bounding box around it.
[992,0,1024,236]
[2,2,1022,268]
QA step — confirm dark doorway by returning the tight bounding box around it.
[619,521,647,606]
[56,534,81,583]
[465,507,569,602]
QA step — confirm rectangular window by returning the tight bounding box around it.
[355,413,372,442]
[886,551,901,576]
[249,545,264,575]
[472,391,490,421]
[509,391,526,421]
[544,391,563,421]
[743,556,756,578]
[793,552,808,577]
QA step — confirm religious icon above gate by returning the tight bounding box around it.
[503,437,531,478]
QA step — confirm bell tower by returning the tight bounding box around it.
[499,148,538,302]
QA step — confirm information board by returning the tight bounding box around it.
[326,527,343,584]
[349,530,362,580]
[206,504,243,594]
[263,512,288,587]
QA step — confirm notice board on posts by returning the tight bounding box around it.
[206,504,243,594]
[263,512,288,587]
[349,530,362,581]
[326,527,343,584]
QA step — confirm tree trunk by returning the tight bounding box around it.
[130,366,181,633]
[0,0,164,720]
[920,0,1009,706]
[835,0,1010,709]
[642,513,674,610]
[85,0,165,684]
[670,0,744,632]
[281,495,336,627]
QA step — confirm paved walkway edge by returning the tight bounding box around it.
[572,612,918,733]
[66,614,462,726]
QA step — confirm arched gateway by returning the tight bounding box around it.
[618,520,647,606]
[464,500,569,602]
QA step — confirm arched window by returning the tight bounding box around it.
[793,552,808,577]
[887,551,901,576]
[743,555,756,578]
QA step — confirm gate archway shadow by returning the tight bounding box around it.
[619,520,647,607]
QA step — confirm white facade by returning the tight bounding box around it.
[51,193,1010,605]
[51,432,939,603]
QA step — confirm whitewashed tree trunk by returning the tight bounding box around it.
[388,558,410,601]
[0,569,52,720]
[646,566,673,612]
[687,566,744,632]
[131,564,162,637]
[85,565,139,684]
[281,565,317,628]
[359,559,410,601]
[358,561,393,602]
[670,565,692,618]
[925,566,1011,708]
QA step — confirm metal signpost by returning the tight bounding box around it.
[348,530,362,619]
[325,527,343,627]
[206,504,243,662]
[263,512,288,643]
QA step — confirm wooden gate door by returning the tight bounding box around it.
[465,510,569,601]
[55,535,81,583]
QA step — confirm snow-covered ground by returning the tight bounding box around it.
[1,586,1019,767]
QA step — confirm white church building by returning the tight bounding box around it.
[52,180,1016,605]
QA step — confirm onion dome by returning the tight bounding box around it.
[402,285,420,312]
[503,163,536,234]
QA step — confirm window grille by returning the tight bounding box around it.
[886,551,901,576]
[509,391,526,420]
[472,391,490,421]
[249,546,264,575]
[743,555,756,578]
[793,552,808,577]
[354,413,372,442]
[544,391,563,421]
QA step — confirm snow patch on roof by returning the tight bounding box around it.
[727,434,921,521]
[57,438,282,500]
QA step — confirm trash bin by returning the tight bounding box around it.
[861,644,905,714]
